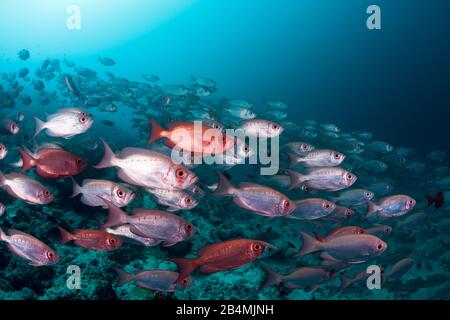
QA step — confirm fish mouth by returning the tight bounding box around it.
[187,174,199,187]
[260,243,278,258]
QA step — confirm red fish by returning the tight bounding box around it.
[19,148,86,179]
[170,239,277,282]
[148,119,234,155]
[426,192,444,208]
[58,227,123,251]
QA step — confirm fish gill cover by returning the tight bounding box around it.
[0,0,449,301]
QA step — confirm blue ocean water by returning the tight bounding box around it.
[0,0,449,300]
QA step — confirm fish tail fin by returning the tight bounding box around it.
[19,149,36,172]
[364,200,379,220]
[93,139,116,169]
[170,257,198,282]
[287,153,300,167]
[70,178,81,198]
[113,268,134,286]
[283,169,304,191]
[0,171,6,187]
[9,159,23,168]
[33,117,45,138]
[425,195,435,208]
[294,232,321,257]
[58,227,75,244]
[148,119,165,144]
[100,199,129,229]
[211,172,235,196]
[261,266,283,288]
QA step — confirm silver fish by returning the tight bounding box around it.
[0,228,60,266]
[238,119,283,138]
[285,167,357,191]
[212,172,295,217]
[365,195,416,220]
[145,188,198,211]
[288,149,345,168]
[71,179,135,208]
[296,232,387,263]
[33,108,93,139]
[94,140,198,190]
[0,172,52,204]
[101,200,196,247]
[288,198,335,220]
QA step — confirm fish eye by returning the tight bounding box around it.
[283,200,291,208]
[253,243,262,251]
[80,117,86,123]
[324,203,331,209]
[176,168,185,179]
[377,243,383,250]
[334,153,340,159]
[244,146,249,152]
[385,228,390,233]
[272,124,279,130]
[346,210,352,217]
[76,158,83,164]
[358,229,364,234]
[185,197,192,204]
[180,278,188,285]
[44,190,50,197]
[116,189,125,198]
[185,224,193,232]
[46,251,54,259]
[347,174,353,180]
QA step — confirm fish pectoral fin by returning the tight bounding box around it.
[161,240,178,247]
[305,285,320,293]
[129,225,151,238]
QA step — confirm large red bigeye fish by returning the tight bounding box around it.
[148,119,234,155]
[58,227,123,251]
[0,228,60,266]
[170,239,277,282]
[94,140,198,190]
[19,148,86,179]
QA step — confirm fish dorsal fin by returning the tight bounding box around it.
[8,229,31,237]
[119,147,152,158]
[131,208,168,216]
[58,107,84,114]
[3,172,26,180]
[197,243,217,256]
[167,121,190,130]
[239,182,263,189]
